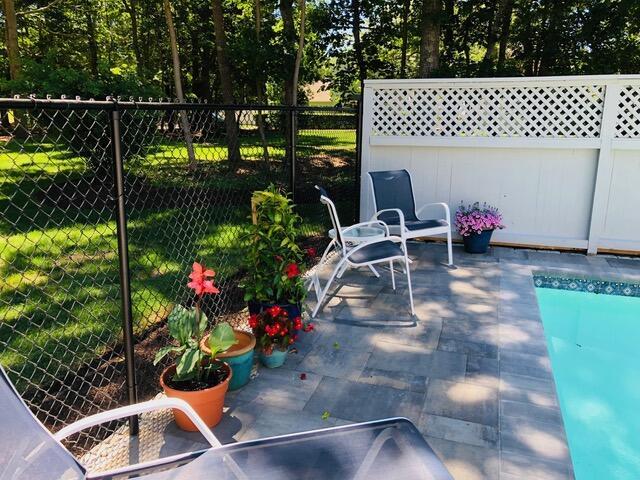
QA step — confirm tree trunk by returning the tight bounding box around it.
[442,0,455,65]
[539,0,565,75]
[3,0,21,80]
[86,6,99,78]
[279,0,296,171]
[497,0,514,71]
[123,0,143,78]
[254,0,270,167]
[482,0,513,74]
[279,0,296,106]
[211,0,242,164]
[480,0,497,75]
[400,0,410,77]
[419,0,441,77]
[292,0,306,106]
[163,0,197,170]
[352,0,366,89]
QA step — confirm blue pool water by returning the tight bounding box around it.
[535,288,640,480]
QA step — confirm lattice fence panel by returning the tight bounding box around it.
[616,86,640,138]
[371,85,605,138]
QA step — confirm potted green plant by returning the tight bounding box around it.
[249,305,314,368]
[241,184,308,318]
[154,262,237,431]
[455,202,505,254]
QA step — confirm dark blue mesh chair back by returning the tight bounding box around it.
[0,367,85,479]
[315,185,345,251]
[368,170,418,225]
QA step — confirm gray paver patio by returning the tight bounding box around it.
[83,242,640,479]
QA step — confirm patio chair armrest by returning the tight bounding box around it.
[342,220,390,237]
[53,397,221,447]
[416,202,450,224]
[371,208,406,234]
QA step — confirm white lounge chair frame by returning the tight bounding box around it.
[309,189,414,318]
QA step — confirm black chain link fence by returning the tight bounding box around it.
[0,99,359,455]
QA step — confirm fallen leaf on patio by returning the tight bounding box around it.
[321,411,330,420]
[333,342,340,350]
[300,373,307,380]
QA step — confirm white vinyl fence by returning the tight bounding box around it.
[359,75,640,254]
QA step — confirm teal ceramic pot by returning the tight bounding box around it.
[259,348,288,368]
[201,330,256,391]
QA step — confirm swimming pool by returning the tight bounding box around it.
[535,285,640,480]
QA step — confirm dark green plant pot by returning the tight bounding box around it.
[248,301,301,319]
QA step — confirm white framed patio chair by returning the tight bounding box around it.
[0,365,453,480]
[368,169,453,266]
[309,185,414,318]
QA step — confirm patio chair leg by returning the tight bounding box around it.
[319,239,336,265]
[404,255,415,315]
[367,265,380,277]
[336,261,349,279]
[311,258,347,318]
[390,260,395,290]
[446,228,453,266]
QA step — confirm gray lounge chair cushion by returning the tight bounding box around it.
[349,240,404,264]
[0,368,85,480]
[128,418,453,480]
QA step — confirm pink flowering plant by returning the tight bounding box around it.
[455,202,505,237]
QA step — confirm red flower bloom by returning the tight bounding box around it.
[303,323,314,333]
[305,247,317,258]
[286,263,300,279]
[293,316,303,330]
[187,262,219,296]
[267,305,283,317]
[248,314,258,329]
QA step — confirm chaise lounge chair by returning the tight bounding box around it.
[309,185,414,318]
[0,365,452,479]
[368,169,453,265]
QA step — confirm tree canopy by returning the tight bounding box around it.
[1,0,639,106]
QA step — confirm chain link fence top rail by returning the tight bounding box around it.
[0,98,359,457]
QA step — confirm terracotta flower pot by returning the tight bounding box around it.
[200,330,256,390]
[159,363,231,431]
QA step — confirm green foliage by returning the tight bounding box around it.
[4,0,640,103]
[207,323,237,359]
[241,184,306,305]
[154,304,236,381]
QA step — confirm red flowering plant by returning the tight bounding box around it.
[249,305,314,354]
[240,185,310,307]
[154,262,236,388]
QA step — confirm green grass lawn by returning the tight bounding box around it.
[0,128,355,388]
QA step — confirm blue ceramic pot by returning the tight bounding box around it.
[462,229,494,254]
[259,348,288,368]
[202,330,255,391]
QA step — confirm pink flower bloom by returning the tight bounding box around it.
[455,202,505,237]
[187,262,219,295]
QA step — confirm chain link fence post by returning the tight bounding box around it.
[289,107,297,202]
[110,107,139,436]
